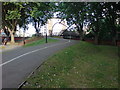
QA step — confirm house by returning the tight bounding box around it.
[61,30,80,39]
[40,18,67,36]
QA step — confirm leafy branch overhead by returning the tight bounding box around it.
[2,2,53,43]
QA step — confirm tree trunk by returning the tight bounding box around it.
[10,32,15,44]
[7,27,15,44]
[110,24,116,45]
[110,14,117,46]
[77,24,84,41]
[94,34,99,45]
[94,19,100,45]
[112,36,117,46]
[79,31,84,41]
[112,26,117,46]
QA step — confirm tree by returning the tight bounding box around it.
[29,2,53,36]
[103,2,120,45]
[2,2,119,45]
[56,2,88,40]
[86,2,120,45]
[2,2,53,43]
[86,2,105,44]
[2,2,25,43]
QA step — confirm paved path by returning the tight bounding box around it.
[1,38,78,88]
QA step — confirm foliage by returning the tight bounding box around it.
[2,2,25,43]
[28,2,53,35]
[85,2,120,44]
[56,2,88,40]
[2,2,120,44]
[2,2,53,43]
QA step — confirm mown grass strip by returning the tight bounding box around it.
[23,38,58,47]
[23,41,118,88]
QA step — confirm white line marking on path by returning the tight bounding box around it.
[0,41,70,67]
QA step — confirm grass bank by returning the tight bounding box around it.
[23,38,58,47]
[23,41,118,88]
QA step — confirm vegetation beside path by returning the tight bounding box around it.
[23,41,118,88]
[23,38,58,47]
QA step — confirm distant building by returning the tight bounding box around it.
[40,18,68,36]
[61,30,80,39]
[15,18,68,37]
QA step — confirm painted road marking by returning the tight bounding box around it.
[0,41,69,67]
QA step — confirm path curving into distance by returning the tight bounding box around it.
[2,38,79,88]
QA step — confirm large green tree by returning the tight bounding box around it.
[29,2,53,36]
[2,2,25,43]
[2,2,119,45]
[86,2,119,45]
[87,2,104,44]
[56,2,88,40]
[2,2,53,43]
[103,2,120,45]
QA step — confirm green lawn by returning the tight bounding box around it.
[23,41,118,88]
[23,38,58,47]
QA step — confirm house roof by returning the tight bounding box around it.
[62,30,79,36]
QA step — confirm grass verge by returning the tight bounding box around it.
[23,38,58,47]
[23,41,118,88]
[0,45,5,49]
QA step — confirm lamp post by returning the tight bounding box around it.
[23,24,26,45]
[46,31,47,43]
[23,30,25,45]
[44,24,47,43]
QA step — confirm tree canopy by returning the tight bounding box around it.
[54,2,120,44]
[2,2,53,43]
[2,2,120,45]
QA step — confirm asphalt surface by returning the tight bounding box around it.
[2,38,78,88]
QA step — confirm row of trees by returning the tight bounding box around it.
[2,2,120,45]
[2,2,54,43]
[55,2,120,45]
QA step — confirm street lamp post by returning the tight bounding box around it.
[23,30,25,45]
[23,23,26,45]
[44,24,47,43]
[46,32,47,43]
